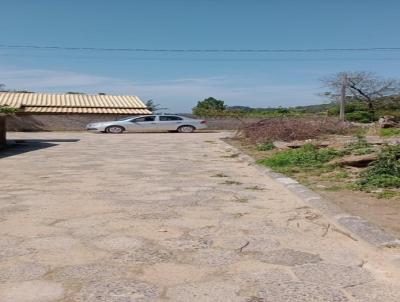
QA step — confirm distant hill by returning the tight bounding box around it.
[228,96,400,115]
[291,103,335,113]
[227,106,253,111]
[227,103,336,114]
[226,103,337,113]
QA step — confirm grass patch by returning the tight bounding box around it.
[222,180,242,185]
[245,185,265,191]
[212,172,228,178]
[256,141,275,151]
[344,183,362,190]
[334,171,349,179]
[380,128,400,137]
[342,136,374,155]
[232,212,249,218]
[377,190,398,199]
[324,185,343,192]
[257,144,340,174]
[358,144,400,189]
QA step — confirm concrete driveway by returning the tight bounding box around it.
[1,132,400,302]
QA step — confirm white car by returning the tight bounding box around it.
[86,115,207,133]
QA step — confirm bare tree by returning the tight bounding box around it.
[322,71,400,119]
[0,83,6,92]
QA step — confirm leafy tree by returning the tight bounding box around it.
[145,99,167,112]
[0,103,18,149]
[192,97,226,116]
[0,105,18,114]
[0,84,33,93]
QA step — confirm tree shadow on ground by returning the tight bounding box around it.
[0,139,80,159]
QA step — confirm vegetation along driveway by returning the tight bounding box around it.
[1,132,400,302]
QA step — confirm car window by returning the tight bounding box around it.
[132,116,155,122]
[118,116,135,121]
[159,116,183,121]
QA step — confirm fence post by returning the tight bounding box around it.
[340,73,347,121]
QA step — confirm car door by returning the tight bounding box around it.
[126,116,158,132]
[158,115,184,131]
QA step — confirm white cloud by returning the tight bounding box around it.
[0,69,111,89]
[0,68,322,111]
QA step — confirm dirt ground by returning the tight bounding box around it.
[1,132,400,301]
[319,189,400,238]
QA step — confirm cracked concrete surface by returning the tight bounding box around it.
[1,132,400,302]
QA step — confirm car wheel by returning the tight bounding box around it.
[177,125,195,133]
[105,126,124,134]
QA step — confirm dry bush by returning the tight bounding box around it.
[238,117,354,143]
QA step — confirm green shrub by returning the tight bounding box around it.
[324,185,343,192]
[380,128,400,137]
[258,144,339,173]
[256,141,275,151]
[346,111,374,123]
[327,101,374,123]
[358,145,400,188]
[361,175,400,188]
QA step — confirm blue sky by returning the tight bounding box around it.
[1,0,400,112]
